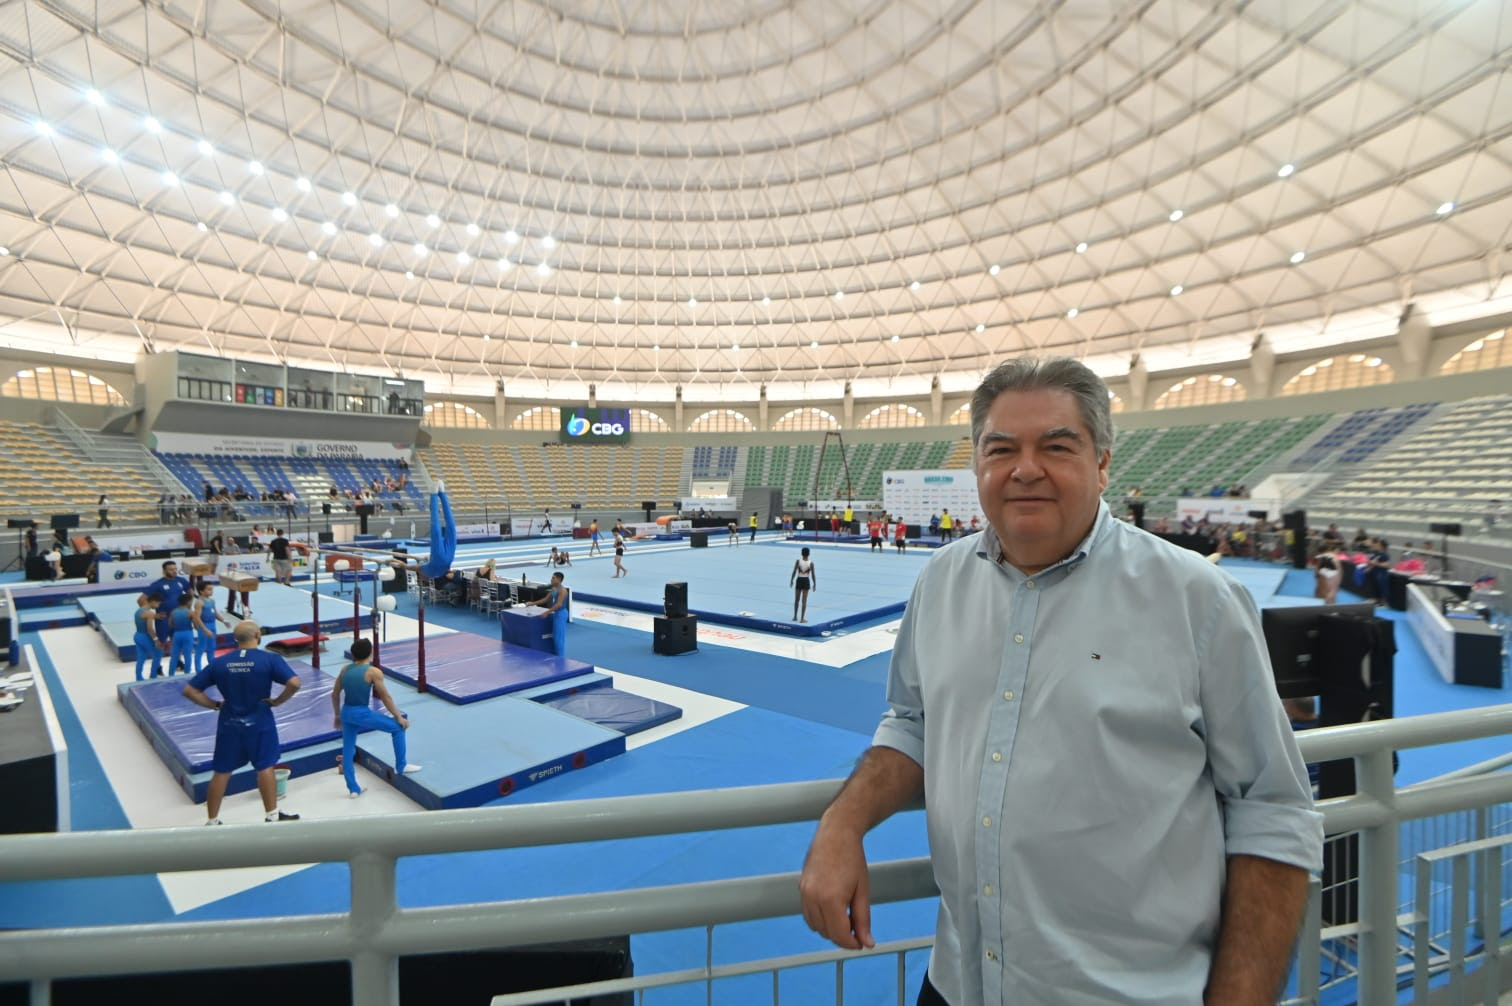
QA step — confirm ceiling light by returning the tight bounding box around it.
[160,170,177,186]
[466,222,480,237]
[834,290,845,300]
[483,334,490,342]
[34,120,52,137]
[890,334,900,343]
[1436,201,1455,216]
[413,242,428,257]
[1066,308,1079,318]
[688,296,697,307]
[1168,209,1184,222]
[497,257,511,271]
[144,116,161,133]
[426,214,441,229]
[910,280,921,291]
[321,220,336,235]
[654,345,660,351]
[342,191,356,206]
[1277,163,1295,178]
[810,341,818,349]
[1171,285,1184,296]
[100,147,118,163]
[456,251,471,265]
[731,343,740,351]
[536,261,552,277]
[385,203,399,218]
[197,139,214,157]
[542,235,557,250]
[307,249,318,261]
[196,222,207,233]
[271,207,288,222]
[975,323,985,333]
[504,229,519,244]
[405,270,415,280]
[762,296,771,305]
[569,340,578,349]
[296,177,311,193]
[248,160,264,175]
[367,232,383,247]
[0,246,8,256]
[85,88,104,106]
[1289,251,1306,264]
[611,295,622,305]
[988,264,1001,276]
[1075,242,1088,254]
[219,190,235,205]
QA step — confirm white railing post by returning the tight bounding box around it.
[1356,748,1399,1005]
[350,850,399,1006]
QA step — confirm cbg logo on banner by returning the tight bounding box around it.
[560,407,631,444]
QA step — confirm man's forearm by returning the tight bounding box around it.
[1205,854,1310,1006]
[821,745,924,838]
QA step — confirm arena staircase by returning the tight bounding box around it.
[50,407,183,496]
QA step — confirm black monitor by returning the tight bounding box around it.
[1261,602,1376,698]
[50,514,81,531]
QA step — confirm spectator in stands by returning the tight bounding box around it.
[202,481,214,502]
[1209,484,1226,497]
[799,356,1319,1006]
[182,621,302,825]
[1314,555,1341,604]
[96,493,111,529]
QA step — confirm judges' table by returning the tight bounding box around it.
[1407,582,1503,688]
[500,605,554,653]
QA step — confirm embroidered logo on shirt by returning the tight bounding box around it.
[1091,652,1101,660]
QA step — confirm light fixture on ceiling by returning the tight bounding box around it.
[466,222,480,237]
[909,280,921,290]
[84,88,104,106]
[385,203,399,218]
[219,190,235,205]
[143,116,161,133]
[569,340,578,348]
[456,251,471,265]
[1168,209,1184,222]
[1289,251,1306,264]
[271,207,288,222]
[1171,285,1184,296]
[405,270,415,280]
[497,257,511,271]
[1277,163,1295,178]
[0,246,9,256]
[762,295,771,305]
[321,220,336,235]
[296,177,312,193]
[731,343,740,351]
[536,261,552,276]
[426,213,440,228]
[196,222,207,233]
[160,170,177,186]
[890,334,900,343]
[34,120,52,137]
[1075,241,1088,254]
[196,139,213,157]
[248,160,264,175]
[504,229,519,244]
[612,295,622,305]
[988,264,1001,276]
[834,290,844,300]
[1436,201,1455,216]
[687,296,697,307]
[341,191,356,206]
[307,249,318,261]
[975,323,985,333]
[100,147,117,163]
[1067,307,1079,318]
[653,344,660,351]
[367,232,383,247]
[542,235,557,250]
[810,341,818,349]
[413,242,428,257]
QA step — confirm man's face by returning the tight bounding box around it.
[974,388,1109,574]
[164,563,178,578]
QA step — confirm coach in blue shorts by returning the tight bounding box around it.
[182,621,303,825]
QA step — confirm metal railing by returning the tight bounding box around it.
[3,707,1512,1005]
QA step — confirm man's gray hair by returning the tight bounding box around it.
[969,357,1115,457]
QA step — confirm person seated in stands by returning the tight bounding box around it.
[1208,484,1226,497]
[438,569,467,606]
[1180,513,1196,533]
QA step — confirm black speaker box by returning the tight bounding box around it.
[653,615,698,655]
[1429,521,1462,536]
[664,581,688,619]
[1282,509,1306,530]
[5,518,34,529]
[50,514,80,530]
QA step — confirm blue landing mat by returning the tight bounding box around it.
[352,693,626,808]
[377,632,595,704]
[540,687,682,736]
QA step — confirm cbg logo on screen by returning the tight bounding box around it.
[561,407,631,443]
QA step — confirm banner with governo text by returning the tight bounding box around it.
[149,432,411,460]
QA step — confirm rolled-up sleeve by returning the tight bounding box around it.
[1199,580,1325,872]
[872,574,927,767]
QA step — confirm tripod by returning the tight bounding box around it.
[2,520,35,573]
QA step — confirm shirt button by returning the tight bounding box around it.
[1013,633,1024,643]
[1003,691,1015,701]
[986,950,997,961]
[982,816,992,827]
[992,751,1002,762]
[1025,580,1035,589]
[984,884,994,896]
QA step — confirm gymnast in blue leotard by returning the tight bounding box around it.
[419,483,457,580]
[534,571,570,657]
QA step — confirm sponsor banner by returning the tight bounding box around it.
[150,432,410,460]
[216,556,274,579]
[1176,498,1257,525]
[809,499,883,515]
[682,496,735,511]
[455,523,494,538]
[559,406,631,444]
[91,531,191,552]
[881,470,981,527]
[1407,584,1457,685]
[104,556,198,583]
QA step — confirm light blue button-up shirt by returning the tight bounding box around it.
[873,502,1323,1005]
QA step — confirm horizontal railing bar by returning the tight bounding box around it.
[1297,705,1512,761]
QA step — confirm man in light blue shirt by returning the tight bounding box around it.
[800,357,1322,1006]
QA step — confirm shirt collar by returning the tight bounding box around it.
[975,498,1111,577]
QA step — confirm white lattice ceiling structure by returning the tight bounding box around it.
[0,0,1509,402]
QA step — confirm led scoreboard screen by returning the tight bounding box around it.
[559,407,631,444]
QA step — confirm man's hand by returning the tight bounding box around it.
[397,714,409,730]
[799,821,875,950]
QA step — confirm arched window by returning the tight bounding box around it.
[857,404,927,429]
[631,408,670,433]
[2,367,127,405]
[687,409,754,433]
[1153,374,1246,410]
[1280,355,1393,395]
[773,407,840,432]
[511,406,562,431]
[946,403,971,425]
[422,402,491,428]
[1108,392,1126,414]
[1439,331,1510,375]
